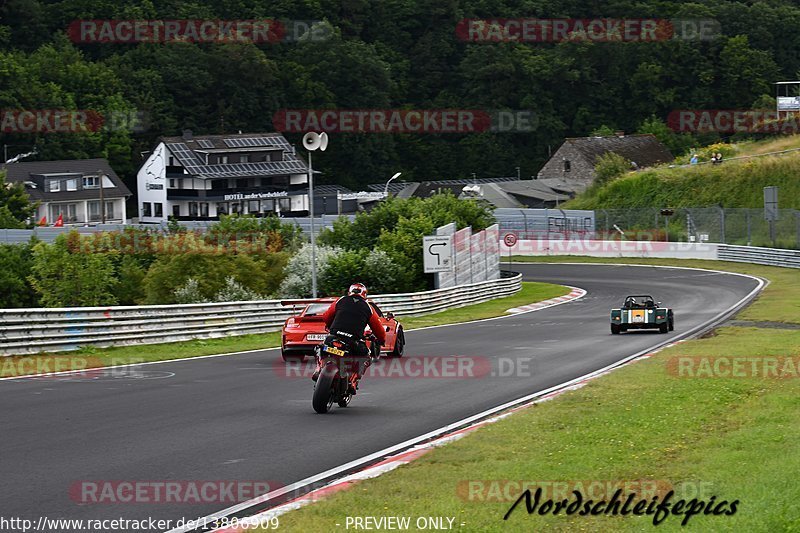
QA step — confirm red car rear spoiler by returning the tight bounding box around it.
[280,298,337,307]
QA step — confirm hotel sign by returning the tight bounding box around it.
[223,191,289,201]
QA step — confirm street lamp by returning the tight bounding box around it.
[384,172,402,197]
[302,132,329,298]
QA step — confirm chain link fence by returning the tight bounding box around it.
[595,208,800,249]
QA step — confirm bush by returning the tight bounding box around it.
[206,213,304,253]
[143,251,288,304]
[320,249,405,296]
[594,152,632,187]
[318,193,494,292]
[215,276,266,301]
[174,278,206,304]
[29,233,118,307]
[0,242,39,308]
[278,243,341,298]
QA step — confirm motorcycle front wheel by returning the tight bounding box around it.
[312,364,339,414]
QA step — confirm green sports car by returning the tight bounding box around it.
[610,295,674,334]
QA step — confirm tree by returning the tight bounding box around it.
[29,233,118,307]
[0,242,39,307]
[0,172,36,228]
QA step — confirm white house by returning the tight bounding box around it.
[137,131,310,223]
[4,158,130,225]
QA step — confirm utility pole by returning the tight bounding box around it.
[98,171,106,224]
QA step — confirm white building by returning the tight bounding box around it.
[137,131,310,222]
[4,158,130,225]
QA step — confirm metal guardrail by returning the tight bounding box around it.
[717,244,800,269]
[0,272,522,355]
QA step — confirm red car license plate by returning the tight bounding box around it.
[306,334,326,341]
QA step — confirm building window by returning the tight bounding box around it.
[142,203,152,217]
[88,201,101,221]
[200,203,209,217]
[248,200,259,213]
[169,179,176,188]
[66,179,78,191]
[563,159,571,172]
[189,202,199,217]
[216,203,228,215]
[50,180,60,192]
[230,202,241,214]
[169,157,175,166]
[220,155,228,164]
[83,176,99,188]
[172,204,181,217]
[239,155,249,163]
[52,203,78,223]
[105,201,115,220]
[154,203,163,217]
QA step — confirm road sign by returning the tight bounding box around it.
[503,232,518,247]
[423,236,453,273]
[764,186,779,221]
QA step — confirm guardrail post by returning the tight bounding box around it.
[746,210,752,246]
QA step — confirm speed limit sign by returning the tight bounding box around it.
[503,233,518,247]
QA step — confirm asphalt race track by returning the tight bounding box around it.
[0,264,760,530]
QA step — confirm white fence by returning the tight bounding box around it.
[0,273,522,356]
[501,238,800,268]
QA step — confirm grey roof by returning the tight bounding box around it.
[564,134,673,168]
[3,158,131,201]
[535,178,588,194]
[314,184,353,195]
[368,176,518,194]
[368,182,410,194]
[160,132,308,179]
[495,180,571,202]
[467,183,523,208]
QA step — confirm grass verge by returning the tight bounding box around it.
[260,257,800,532]
[0,281,568,378]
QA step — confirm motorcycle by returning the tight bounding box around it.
[312,333,379,414]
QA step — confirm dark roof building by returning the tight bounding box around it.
[4,158,131,225]
[537,133,673,186]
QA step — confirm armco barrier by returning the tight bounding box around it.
[717,244,800,268]
[0,272,521,356]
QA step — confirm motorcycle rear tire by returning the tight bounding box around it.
[312,365,338,414]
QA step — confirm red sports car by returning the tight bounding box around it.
[280,298,405,362]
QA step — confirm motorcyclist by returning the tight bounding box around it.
[314,283,386,391]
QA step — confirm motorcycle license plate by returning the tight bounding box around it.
[324,346,345,356]
[306,334,326,341]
